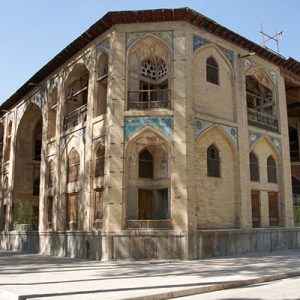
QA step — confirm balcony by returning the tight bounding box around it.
[63,104,87,131]
[126,219,172,229]
[128,89,170,110]
[247,108,279,132]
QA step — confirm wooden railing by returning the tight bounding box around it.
[126,219,172,229]
[247,108,278,132]
[63,104,87,131]
[128,89,170,109]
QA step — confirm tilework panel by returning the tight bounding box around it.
[249,131,262,149]
[50,77,59,90]
[219,46,234,66]
[269,135,281,154]
[249,131,281,155]
[96,39,110,59]
[194,119,238,146]
[126,31,173,49]
[194,119,213,139]
[125,117,173,141]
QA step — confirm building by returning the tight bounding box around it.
[1,8,300,260]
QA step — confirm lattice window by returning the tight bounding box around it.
[267,155,277,183]
[251,191,260,228]
[141,56,167,80]
[47,196,53,229]
[207,145,220,177]
[268,192,279,226]
[249,152,259,181]
[66,192,79,230]
[139,149,153,178]
[206,56,219,85]
[95,145,105,177]
[67,149,80,183]
[48,160,55,188]
[94,188,103,220]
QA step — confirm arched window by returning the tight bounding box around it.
[95,144,105,177]
[206,56,219,85]
[67,149,80,183]
[139,149,153,178]
[207,145,220,177]
[48,160,55,188]
[249,152,259,181]
[33,119,42,160]
[267,155,277,183]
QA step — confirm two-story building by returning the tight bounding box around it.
[1,8,300,259]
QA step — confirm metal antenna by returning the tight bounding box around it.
[260,22,283,53]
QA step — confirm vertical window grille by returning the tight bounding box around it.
[66,192,79,230]
[268,192,279,226]
[95,145,105,177]
[249,152,259,181]
[94,188,104,221]
[48,160,55,188]
[267,155,277,183]
[206,57,219,85]
[251,191,260,227]
[139,149,153,178]
[67,149,80,183]
[207,145,220,177]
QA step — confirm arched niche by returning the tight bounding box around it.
[127,35,172,110]
[195,125,239,229]
[193,44,235,122]
[125,128,171,229]
[48,86,58,139]
[13,103,43,231]
[63,64,89,130]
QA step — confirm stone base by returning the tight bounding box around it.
[197,228,300,258]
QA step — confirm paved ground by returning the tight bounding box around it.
[0,250,299,300]
[179,277,300,299]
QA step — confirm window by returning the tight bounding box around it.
[93,188,104,229]
[47,196,53,229]
[267,155,277,183]
[1,204,7,230]
[207,145,220,177]
[249,152,259,181]
[251,191,260,227]
[139,149,153,178]
[48,160,55,188]
[95,145,105,177]
[268,192,279,226]
[66,192,79,230]
[33,120,42,160]
[206,56,219,85]
[33,178,40,196]
[67,149,80,183]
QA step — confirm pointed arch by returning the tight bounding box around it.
[250,136,281,160]
[207,144,220,177]
[94,142,105,177]
[67,148,80,183]
[48,159,55,188]
[139,148,154,178]
[206,56,219,85]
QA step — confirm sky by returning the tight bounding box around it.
[0,0,300,103]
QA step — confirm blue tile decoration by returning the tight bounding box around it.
[50,76,59,90]
[269,135,281,154]
[195,119,238,146]
[249,131,262,149]
[96,39,110,59]
[126,31,173,49]
[219,46,234,66]
[194,119,213,139]
[193,35,209,52]
[220,124,238,146]
[193,35,234,65]
[125,117,173,141]
[7,112,14,123]
[16,89,45,127]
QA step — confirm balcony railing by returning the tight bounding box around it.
[126,219,172,229]
[128,89,170,110]
[247,108,279,132]
[63,104,87,131]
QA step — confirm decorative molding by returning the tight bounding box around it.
[96,39,110,59]
[193,35,209,52]
[193,35,234,65]
[244,59,252,70]
[7,112,14,124]
[126,31,173,49]
[60,128,85,153]
[125,117,173,141]
[269,70,277,85]
[249,131,281,154]
[194,119,213,139]
[194,119,238,146]
[63,52,91,79]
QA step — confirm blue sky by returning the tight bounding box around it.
[1,0,300,103]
